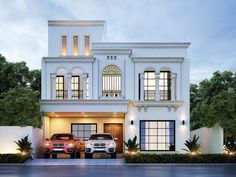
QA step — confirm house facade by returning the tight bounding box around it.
[41,20,190,153]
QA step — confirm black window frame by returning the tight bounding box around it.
[139,120,175,151]
[144,71,156,101]
[71,75,83,99]
[56,75,64,100]
[71,123,97,139]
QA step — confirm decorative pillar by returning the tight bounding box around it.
[155,73,160,101]
[140,73,144,101]
[82,73,88,100]
[67,73,72,99]
[171,73,177,101]
[51,73,57,99]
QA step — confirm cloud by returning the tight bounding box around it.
[0,0,235,83]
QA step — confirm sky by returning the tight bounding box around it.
[0,0,235,83]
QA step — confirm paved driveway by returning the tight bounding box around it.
[1,165,236,177]
[26,158,124,165]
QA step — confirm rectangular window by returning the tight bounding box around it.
[56,76,64,100]
[144,71,156,100]
[61,35,67,56]
[71,76,82,99]
[159,71,171,100]
[71,123,97,139]
[140,120,175,151]
[73,35,78,56]
[84,35,90,56]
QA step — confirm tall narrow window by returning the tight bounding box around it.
[144,71,156,101]
[102,65,121,97]
[159,71,171,100]
[84,35,90,56]
[73,35,78,56]
[61,35,67,56]
[56,76,64,99]
[71,76,82,99]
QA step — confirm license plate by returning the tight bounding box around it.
[53,148,63,151]
[95,148,105,151]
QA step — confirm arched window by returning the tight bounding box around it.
[102,65,121,97]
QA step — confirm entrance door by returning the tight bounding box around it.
[104,123,123,153]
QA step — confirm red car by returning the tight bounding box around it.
[44,133,84,159]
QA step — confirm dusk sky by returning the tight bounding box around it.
[0,0,235,83]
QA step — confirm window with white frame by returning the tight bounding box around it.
[140,120,175,151]
[102,65,121,97]
[56,76,65,99]
[71,76,82,99]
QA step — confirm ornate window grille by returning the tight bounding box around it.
[102,65,121,97]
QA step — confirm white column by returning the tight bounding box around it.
[51,73,56,99]
[140,73,144,101]
[155,73,160,101]
[171,73,177,101]
[82,73,88,100]
[67,73,72,99]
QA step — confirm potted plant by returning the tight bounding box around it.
[124,135,139,154]
[182,134,201,155]
[14,135,33,157]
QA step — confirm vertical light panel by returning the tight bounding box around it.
[61,35,67,56]
[84,35,90,56]
[73,35,78,56]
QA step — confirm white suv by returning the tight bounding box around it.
[85,133,117,158]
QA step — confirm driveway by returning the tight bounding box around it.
[1,165,236,177]
[26,158,124,165]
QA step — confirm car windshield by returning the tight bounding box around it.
[50,134,74,140]
[89,134,113,140]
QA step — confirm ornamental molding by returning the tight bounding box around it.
[133,101,183,112]
[43,57,95,63]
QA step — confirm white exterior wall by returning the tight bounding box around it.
[41,20,190,153]
[191,125,224,154]
[0,126,43,157]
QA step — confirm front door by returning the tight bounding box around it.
[104,123,123,153]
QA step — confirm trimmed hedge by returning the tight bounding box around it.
[124,153,236,163]
[0,154,30,163]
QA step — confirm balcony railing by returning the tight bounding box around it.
[102,90,122,98]
[56,90,83,100]
[71,90,83,99]
[144,90,156,101]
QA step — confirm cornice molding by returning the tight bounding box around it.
[43,57,95,63]
[131,57,184,63]
[92,48,132,56]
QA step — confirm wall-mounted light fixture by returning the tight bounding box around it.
[131,120,134,125]
[182,120,185,125]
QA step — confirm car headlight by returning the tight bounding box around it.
[108,142,115,146]
[45,143,50,146]
[86,143,93,146]
[68,143,74,147]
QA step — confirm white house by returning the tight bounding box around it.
[40,20,190,154]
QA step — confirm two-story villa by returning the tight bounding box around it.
[41,20,190,153]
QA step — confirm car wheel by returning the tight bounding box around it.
[70,152,76,159]
[111,152,117,159]
[44,153,50,159]
[76,152,81,158]
[52,154,57,159]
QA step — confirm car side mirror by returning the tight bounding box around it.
[45,138,49,141]
[114,138,118,141]
[84,138,89,141]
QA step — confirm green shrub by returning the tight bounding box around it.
[0,154,30,163]
[123,135,139,153]
[14,135,33,156]
[124,153,236,163]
